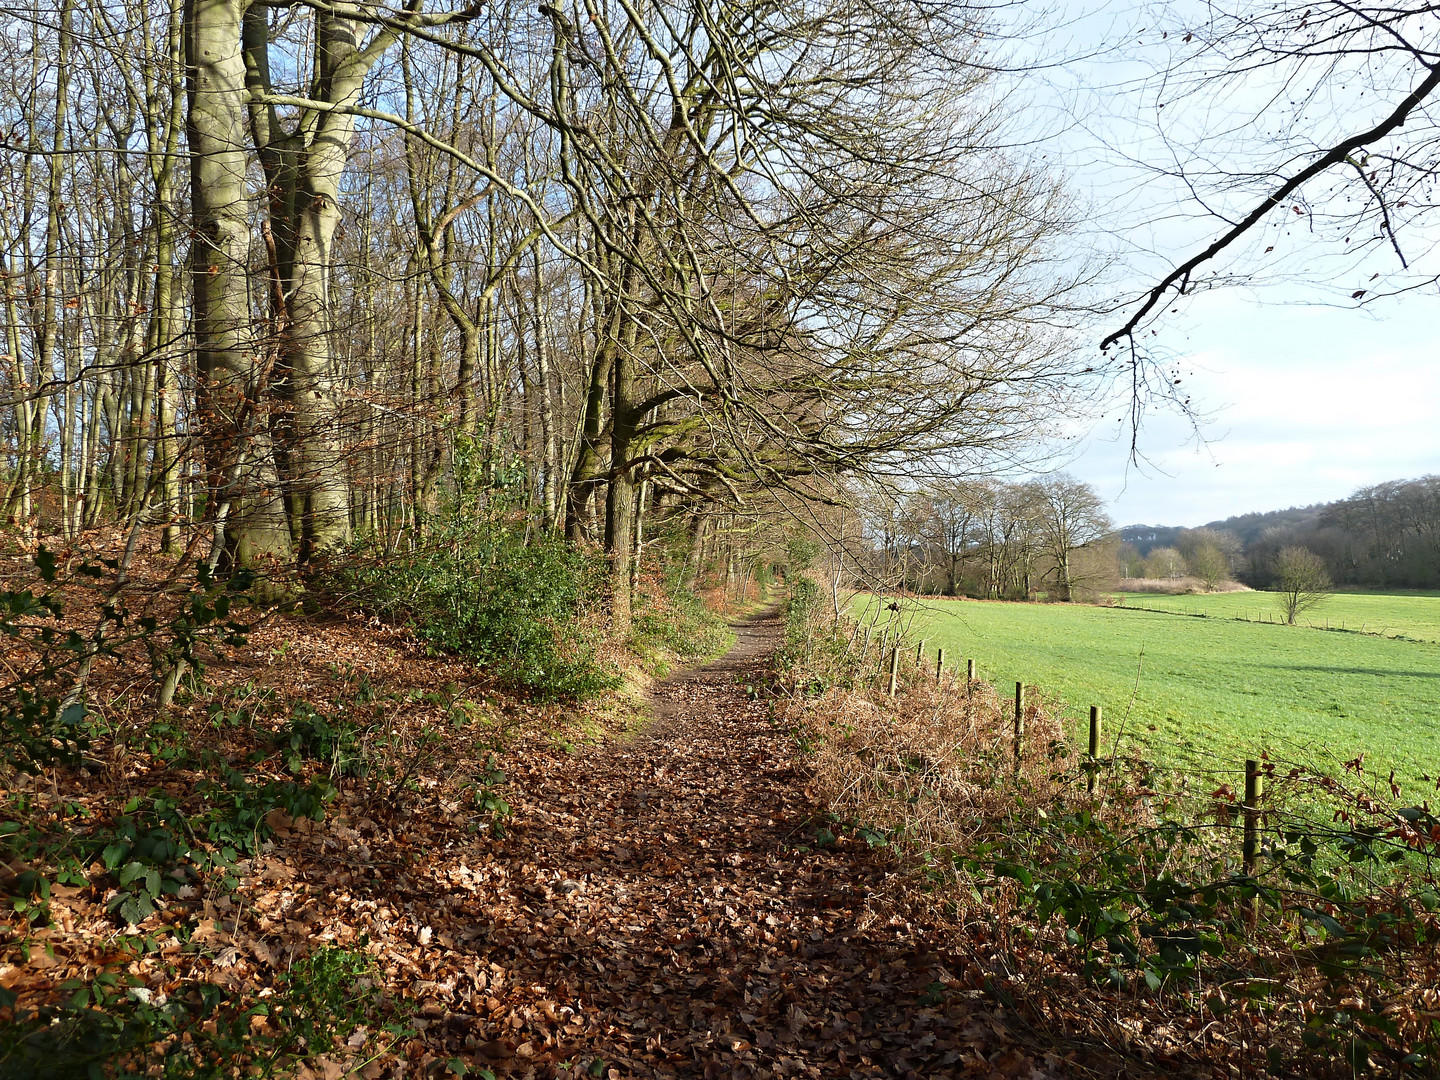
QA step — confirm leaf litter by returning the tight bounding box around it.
[2,588,1145,1078]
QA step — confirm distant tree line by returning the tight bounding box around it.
[1253,476,1440,589]
[1120,475,1440,591]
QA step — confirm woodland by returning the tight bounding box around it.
[1119,475,1440,591]
[4,0,1440,1077]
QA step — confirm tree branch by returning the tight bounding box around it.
[1101,60,1440,352]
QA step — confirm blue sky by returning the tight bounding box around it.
[1023,1,1440,527]
[1068,290,1440,526]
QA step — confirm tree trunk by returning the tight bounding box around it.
[605,340,638,636]
[245,4,384,559]
[532,247,559,528]
[186,0,293,573]
[566,326,614,541]
[44,0,73,537]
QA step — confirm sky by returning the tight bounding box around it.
[1066,291,1440,526]
[1015,1,1440,527]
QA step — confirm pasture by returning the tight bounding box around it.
[1113,588,1440,642]
[856,594,1440,785]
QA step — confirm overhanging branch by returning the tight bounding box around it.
[1101,60,1440,352]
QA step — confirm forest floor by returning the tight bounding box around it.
[4,587,1183,1079]
[476,607,1006,1079]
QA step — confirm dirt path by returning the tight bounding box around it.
[433,606,1058,1079]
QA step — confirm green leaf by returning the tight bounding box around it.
[993,861,1033,889]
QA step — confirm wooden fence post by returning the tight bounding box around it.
[1013,682,1025,768]
[1087,705,1102,794]
[966,658,976,681]
[915,639,925,664]
[936,647,945,683]
[1243,759,1263,875]
[887,646,900,698]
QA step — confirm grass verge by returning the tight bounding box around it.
[779,592,1440,1077]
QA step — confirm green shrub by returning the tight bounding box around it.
[417,528,610,697]
[348,521,613,700]
[340,449,615,701]
[786,536,821,574]
[772,577,849,696]
[784,577,820,647]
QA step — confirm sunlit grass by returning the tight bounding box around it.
[856,594,1440,787]
[1112,588,1440,642]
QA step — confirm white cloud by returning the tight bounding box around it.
[1068,291,1440,525]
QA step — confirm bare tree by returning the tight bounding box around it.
[527,0,1098,630]
[1144,546,1186,580]
[1273,545,1332,625]
[0,0,1120,648]
[1029,475,1112,601]
[1103,1,1440,351]
[1179,528,1241,591]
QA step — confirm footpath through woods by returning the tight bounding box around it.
[434,607,1077,1079]
[6,597,1181,1079]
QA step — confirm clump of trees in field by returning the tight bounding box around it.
[864,474,1116,601]
[1117,526,1244,592]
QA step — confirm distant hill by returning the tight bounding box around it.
[1121,504,1325,556]
[1119,525,1183,555]
[1200,505,1326,548]
[1120,475,1440,589]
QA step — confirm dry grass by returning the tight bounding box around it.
[777,614,1440,1077]
[787,658,1070,856]
[1116,576,1253,595]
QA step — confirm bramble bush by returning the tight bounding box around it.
[2,768,333,932]
[0,944,405,1079]
[1,549,252,772]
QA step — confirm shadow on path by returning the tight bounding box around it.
[364,606,1170,1078]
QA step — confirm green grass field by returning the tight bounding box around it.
[857,594,1440,786]
[1112,589,1440,643]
